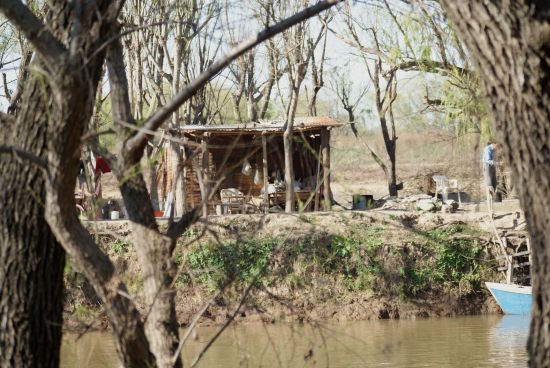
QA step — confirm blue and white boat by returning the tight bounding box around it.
[485,282,532,315]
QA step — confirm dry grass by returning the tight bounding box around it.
[331,128,486,204]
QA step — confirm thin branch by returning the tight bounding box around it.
[166,208,200,240]
[0,57,21,68]
[2,73,11,100]
[383,0,417,60]
[0,0,67,67]
[170,287,225,365]
[190,276,258,368]
[385,59,471,77]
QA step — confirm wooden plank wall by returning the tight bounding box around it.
[158,147,217,213]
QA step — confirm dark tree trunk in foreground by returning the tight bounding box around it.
[439,1,550,366]
[0,1,156,367]
[0,77,65,367]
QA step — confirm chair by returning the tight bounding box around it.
[220,188,246,214]
[432,175,461,205]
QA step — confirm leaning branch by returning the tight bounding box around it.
[125,0,343,156]
[386,59,471,77]
[0,0,67,67]
[166,208,200,240]
[190,274,258,368]
[2,73,11,100]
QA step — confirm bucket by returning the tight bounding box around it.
[352,194,373,210]
[110,211,120,220]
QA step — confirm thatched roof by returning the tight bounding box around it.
[173,117,342,136]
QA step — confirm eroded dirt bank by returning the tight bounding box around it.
[65,210,522,331]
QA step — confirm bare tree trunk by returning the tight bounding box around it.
[321,127,331,210]
[387,142,397,196]
[259,40,280,119]
[107,40,180,368]
[147,144,161,211]
[308,28,328,116]
[0,74,65,368]
[439,2,550,366]
[284,87,299,212]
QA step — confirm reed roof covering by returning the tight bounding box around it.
[173,117,341,136]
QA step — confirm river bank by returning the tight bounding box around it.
[65,210,521,331]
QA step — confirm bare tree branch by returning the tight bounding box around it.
[385,59,471,77]
[2,73,11,101]
[126,0,343,156]
[0,0,67,67]
[166,208,200,240]
[190,275,258,368]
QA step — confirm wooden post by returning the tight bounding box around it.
[503,237,513,284]
[181,137,188,213]
[201,134,209,217]
[262,133,269,213]
[314,147,321,212]
[527,238,532,267]
[321,127,331,211]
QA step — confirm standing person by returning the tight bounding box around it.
[94,155,111,199]
[483,142,498,216]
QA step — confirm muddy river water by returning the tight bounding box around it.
[61,315,529,367]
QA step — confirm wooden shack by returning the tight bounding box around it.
[157,117,341,215]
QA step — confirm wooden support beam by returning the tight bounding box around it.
[527,238,532,265]
[321,127,331,211]
[503,237,513,284]
[182,137,188,213]
[262,133,269,213]
[495,250,531,260]
[314,136,321,212]
[201,134,209,217]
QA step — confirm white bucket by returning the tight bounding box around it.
[110,211,120,220]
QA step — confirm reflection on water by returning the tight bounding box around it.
[61,315,529,367]
[489,315,529,366]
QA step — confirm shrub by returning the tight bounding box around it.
[186,239,277,290]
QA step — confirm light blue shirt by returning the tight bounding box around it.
[483,145,496,166]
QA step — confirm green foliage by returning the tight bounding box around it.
[184,230,387,293]
[186,239,277,290]
[182,223,492,299]
[401,224,490,297]
[440,74,492,139]
[74,305,99,320]
[111,239,129,254]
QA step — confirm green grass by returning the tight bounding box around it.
[111,239,129,254]
[175,223,493,299]
[400,224,492,297]
[186,239,277,290]
[183,227,387,293]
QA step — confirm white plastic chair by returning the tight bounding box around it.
[432,175,461,205]
[220,188,246,214]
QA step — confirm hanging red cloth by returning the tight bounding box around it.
[95,157,111,174]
